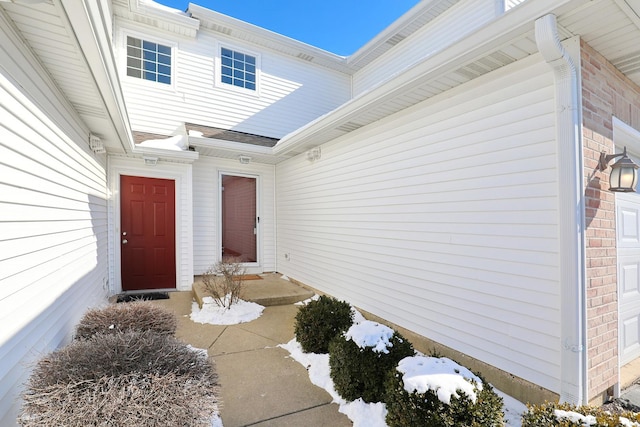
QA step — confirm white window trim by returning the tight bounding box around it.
[214,41,261,97]
[121,29,178,91]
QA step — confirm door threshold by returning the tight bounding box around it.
[116,290,175,303]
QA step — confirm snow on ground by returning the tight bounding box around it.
[190,296,264,325]
[279,337,528,427]
[191,294,528,426]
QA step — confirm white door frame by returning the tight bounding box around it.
[218,170,261,271]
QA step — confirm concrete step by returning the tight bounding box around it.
[193,273,315,308]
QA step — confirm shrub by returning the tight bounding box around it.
[19,373,217,427]
[74,301,177,339]
[329,320,414,403]
[522,401,640,426]
[384,355,504,427]
[294,295,353,354]
[19,330,218,426]
[202,257,245,308]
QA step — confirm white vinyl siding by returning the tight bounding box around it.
[116,24,351,138]
[0,27,108,426]
[276,55,561,392]
[353,0,498,97]
[193,157,276,274]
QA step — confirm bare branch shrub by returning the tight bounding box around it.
[20,330,219,426]
[201,257,246,309]
[29,331,216,385]
[19,373,218,427]
[74,301,177,339]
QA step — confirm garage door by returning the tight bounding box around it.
[617,194,640,365]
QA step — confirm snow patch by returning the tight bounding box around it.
[554,409,597,426]
[345,320,395,354]
[190,297,264,325]
[138,135,188,151]
[396,355,482,404]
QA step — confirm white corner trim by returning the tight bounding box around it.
[535,14,587,405]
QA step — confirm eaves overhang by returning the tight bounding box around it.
[272,0,590,159]
[188,134,288,165]
[59,0,136,154]
[186,3,351,74]
[130,145,199,164]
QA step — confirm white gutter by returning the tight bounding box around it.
[535,14,587,405]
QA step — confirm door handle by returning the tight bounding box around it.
[122,239,128,245]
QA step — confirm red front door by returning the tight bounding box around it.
[120,175,176,291]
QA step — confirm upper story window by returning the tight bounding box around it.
[221,47,256,90]
[126,36,171,85]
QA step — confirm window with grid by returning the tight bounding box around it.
[221,47,256,90]
[126,36,171,85]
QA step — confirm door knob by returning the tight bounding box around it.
[122,239,128,244]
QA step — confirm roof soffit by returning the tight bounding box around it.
[272,0,592,157]
[186,3,350,73]
[113,0,199,38]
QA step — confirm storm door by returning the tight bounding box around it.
[221,174,257,263]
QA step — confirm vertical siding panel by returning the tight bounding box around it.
[353,0,498,96]
[0,32,108,425]
[276,56,562,393]
[193,157,275,274]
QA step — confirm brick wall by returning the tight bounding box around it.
[582,39,640,401]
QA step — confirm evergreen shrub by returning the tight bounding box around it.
[522,401,640,426]
[384,355,504,426]
[294,295,353,354]
[328,320,414,402]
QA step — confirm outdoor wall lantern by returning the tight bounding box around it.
[598,146,639,192]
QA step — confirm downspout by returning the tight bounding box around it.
[535,14,587,404]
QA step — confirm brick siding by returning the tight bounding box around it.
[582,39,640,400]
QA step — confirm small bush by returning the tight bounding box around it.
[329,320,414,403]
[19,373,217,427]
[294,295,353,354]
[74,301,177,339]
[522,401,640,426]
[29,330,215,383]
[20,330,218,426]
[202,257,245,308]
[384,355,504,427]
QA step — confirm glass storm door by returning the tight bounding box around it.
[221,174,257,263]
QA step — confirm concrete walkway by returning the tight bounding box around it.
[152,289,352,427]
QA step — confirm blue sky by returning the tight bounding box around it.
[154,0,420,56]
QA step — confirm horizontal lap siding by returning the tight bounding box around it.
[276,55,562,392]
[117,24,350,138]
[193,157,275,274]
[0,29,108,425]
[353,0,497,96]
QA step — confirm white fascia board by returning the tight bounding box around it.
[188,135,275,156]
[132,0,200,35]
[272,0,590,157]
[131,146,199,163]
[187,3,347,63]
[59,0,135,153]
[348,0,457,69]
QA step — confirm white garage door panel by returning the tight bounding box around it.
[618,195,640,365]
